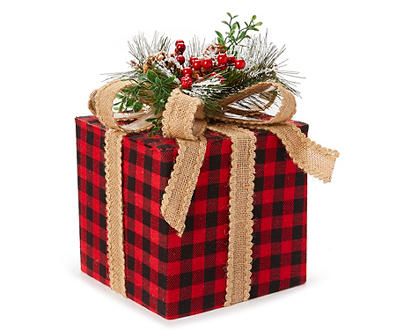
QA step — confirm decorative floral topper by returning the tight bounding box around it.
[111,13,300,132]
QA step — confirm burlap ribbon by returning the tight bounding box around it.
[88,79,339,305]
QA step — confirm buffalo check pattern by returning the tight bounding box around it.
[76,116,308,319]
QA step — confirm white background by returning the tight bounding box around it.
[1,0,399,335]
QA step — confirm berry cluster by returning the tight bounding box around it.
[172,40,246,89]
[174,39,186,65]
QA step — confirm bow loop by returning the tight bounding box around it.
[88,80,154,133]
[213,82,297,125]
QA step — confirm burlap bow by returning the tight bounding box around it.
[88,79,339,305]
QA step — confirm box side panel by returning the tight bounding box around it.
[163,134,231,319]
[250,130,307,299]
[76,117,110,286]
[122,137,173,318]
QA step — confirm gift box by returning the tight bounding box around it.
[76,115,308,319]
[76,13,339,318]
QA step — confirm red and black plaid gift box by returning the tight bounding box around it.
[76,115,308,319]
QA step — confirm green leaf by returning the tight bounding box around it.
[222,20,230,26]
[227,12,232,18]
[126,97,134,107]
[146,70,157,82]
[238,31,246,40]
[133,101,143,112]
[232,22,239,31]
[252,15,257,21]
[164,76,176,84]
[215,30,224,39]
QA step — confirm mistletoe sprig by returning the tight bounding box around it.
[216,13,263,55]
[111,13,300,132]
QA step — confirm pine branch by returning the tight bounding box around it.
[128,32,171,67]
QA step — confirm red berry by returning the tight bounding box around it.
[176,43,186,53]
[180,75,192,89]
[182,67,193,76]
[192,59,202,70]
[217,53,228,65]
[189,56,198,64]
[176,54,185,65]
[235,59,246,70]
[227,55,236,64]
[175,40,184,45]
[202,58,213,70]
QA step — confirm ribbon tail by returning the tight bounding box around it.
[263,123,340,183]
[161,137,207,236]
